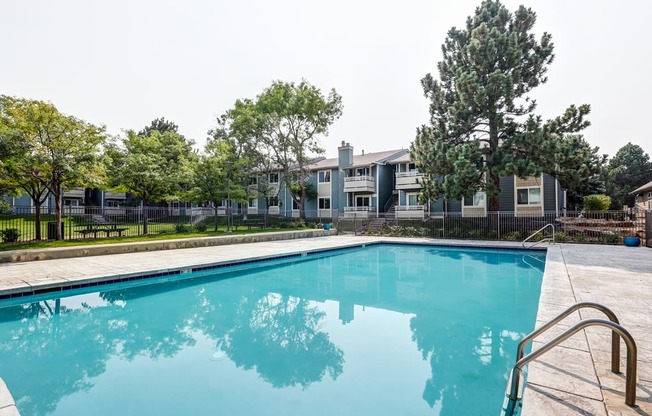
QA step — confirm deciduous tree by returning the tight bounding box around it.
[213,81,342,219]
[107,127,195,234]
[0,96,106,239]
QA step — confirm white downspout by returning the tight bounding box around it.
[375,163,379,218]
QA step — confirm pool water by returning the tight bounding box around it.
[0,244,544,416]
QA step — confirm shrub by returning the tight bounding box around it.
[0,228,21,243]
[574,232,588,243]
[503,231,522,241]
[195,223,208,232]
[598,232,620,245]
[583,194,611,211]
[174,223,189,233]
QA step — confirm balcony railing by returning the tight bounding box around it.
[344,175,375,192]
[395,171,424,189]
[104,191,127,199]
[63,187,85,198]
[343,206,373,219]
[395,205,426,219]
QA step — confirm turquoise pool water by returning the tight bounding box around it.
[0,244,544,416]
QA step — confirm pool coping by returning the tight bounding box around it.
[0,229,337,264]
[0,236,648,415]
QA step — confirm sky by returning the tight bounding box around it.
[2,0,651,160]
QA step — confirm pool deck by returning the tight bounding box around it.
[0,235,650,415]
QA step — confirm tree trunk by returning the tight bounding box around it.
[213,206,219,232]
[142,200,149,235]
[34,201,42,240]
[54,185,63,240]
[263,198,269,228]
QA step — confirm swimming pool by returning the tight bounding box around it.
[0,243,544,415]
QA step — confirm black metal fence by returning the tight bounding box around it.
[337,210,648,246]
[0,205,333,244]
[0,205,648,246]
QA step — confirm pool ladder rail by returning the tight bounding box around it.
[504,301,638,416]
[522,223,555,248]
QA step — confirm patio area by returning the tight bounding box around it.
[0,235,650,415]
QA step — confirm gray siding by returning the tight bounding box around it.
[543,173,557,212]
[305,173,318,212]
[448,199,462,213]
[331,168,343,214]
[499,175,515,211]
[430,198,444,212]
[377,164,395,212]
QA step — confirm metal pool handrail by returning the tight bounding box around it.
[505,319,638,415]
[522,223,555,248]
[517,302,621,372]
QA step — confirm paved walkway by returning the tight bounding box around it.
[0,236,650,415]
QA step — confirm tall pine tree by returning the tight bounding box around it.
[412,0,591,211]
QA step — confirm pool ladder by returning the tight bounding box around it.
[522,223,555,248]
[504,301,638,415]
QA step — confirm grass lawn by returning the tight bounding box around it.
[0,227,307,251]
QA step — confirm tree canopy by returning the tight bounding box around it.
[411,0,591,211]
[212,80,342,219]
[0,95,107,239]
[107,125,195,234]
[605,142,652,208]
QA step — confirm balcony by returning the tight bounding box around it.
[395,172,424,190]
[344,175,375,193]
[395,205,426,219]
[343,206,374,219]
[104,191,127,200]
[63,187,85,198]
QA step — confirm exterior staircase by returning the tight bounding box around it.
[383,194,398,218]
[367,218,387,232]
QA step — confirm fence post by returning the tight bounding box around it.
[498,211,501,240]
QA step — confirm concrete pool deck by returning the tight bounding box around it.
[0,235,650,415]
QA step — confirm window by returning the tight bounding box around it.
[105,200,120,207]
[292,200,300,210]
[318,171,331,183]
[64,199,80,206]
[268,196,279,207]
[355,167,369,177]
[464,192,485,207]
[172,202,180,209]
[249,199,258,208]
[319,198,331,209]
[248,177,258,185]
[268,173,279,183]
[517,188,541,205]
[408,163,416,172]
[220,199,228,207]
[407,193,419,206]
[647,192,652,200]
[355,196,370,207]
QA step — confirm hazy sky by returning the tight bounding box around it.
[2,0,650,159]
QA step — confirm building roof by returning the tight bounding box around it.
[308,148,408,170]
[630,180,652,195]
[387,151,413,164]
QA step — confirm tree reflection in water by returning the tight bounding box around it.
[0,272,344,415]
